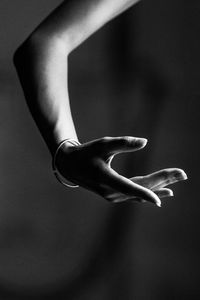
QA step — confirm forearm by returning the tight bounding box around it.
[14,38,77,155]
[14,0,140,155]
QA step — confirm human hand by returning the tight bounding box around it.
[54,136,187,207]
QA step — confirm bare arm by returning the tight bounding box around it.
[14,0,187,205]
[14,0,140,155]
[32,0,139,53]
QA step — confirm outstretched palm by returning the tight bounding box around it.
[55,136,187,207]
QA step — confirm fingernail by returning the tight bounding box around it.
[169,190,174,197]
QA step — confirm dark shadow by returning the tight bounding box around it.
[0,201,135,300]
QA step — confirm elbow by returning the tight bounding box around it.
[13,37,34,71]
[13,31,68,70]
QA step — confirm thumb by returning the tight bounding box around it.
[102,136,148,156]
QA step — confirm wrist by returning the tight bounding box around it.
[52,139,81,188]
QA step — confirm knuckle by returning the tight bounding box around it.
[101,136,112,143]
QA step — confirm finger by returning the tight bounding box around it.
[149,168,187,190]
[104,168,161,207]
[111,187,174,203]
[107,155,114,168]
[98,136,148,156]
[131,168,187,191]
[154,188,174,198]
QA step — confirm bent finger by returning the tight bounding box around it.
[104,168,161,207]
[154,188,174,198]
[140,168,187,190]
[99,136,147,156]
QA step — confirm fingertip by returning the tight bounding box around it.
[156,198,161,207]
[174,169,188,181]
[154,188,174,198]
[182,171,188,180]
[141,138,148,146]
[136,137,148,148]
[144,188,161,207]
[154,195,161,208]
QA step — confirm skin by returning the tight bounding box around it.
[13,0,187,206]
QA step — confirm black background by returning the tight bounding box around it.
[0,0,199,299]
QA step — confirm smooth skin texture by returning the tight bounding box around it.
[55,136,187,206]
[14,0,187,207]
